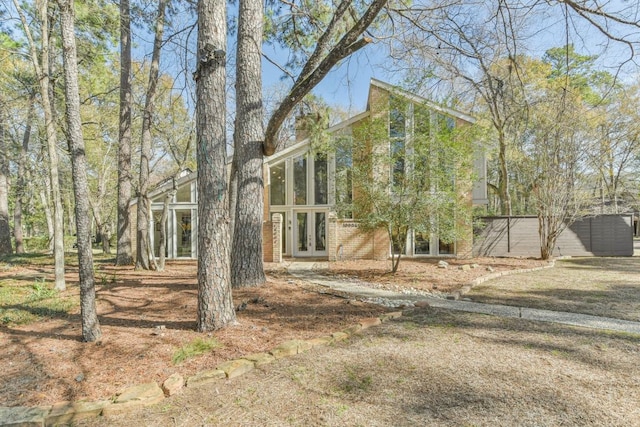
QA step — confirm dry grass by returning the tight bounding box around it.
[467,257,640,321]
[78,307,640,426]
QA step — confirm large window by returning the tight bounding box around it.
[314,153,328,205]
[270,163,286,206]
[293,155,307,205]
[434,113,456,190]
[335,136,353,218]
[389,103,406,188]
[414,231,431,255]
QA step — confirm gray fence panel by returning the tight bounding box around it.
[508,217,540,257]
[473,214,633,258]
[591,215,633,256]
[556,218,592,257]
[473,218,510,256]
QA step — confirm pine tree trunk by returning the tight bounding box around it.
[39,188,54,248]
[136,0,167,270]
[20,0,67,290]
[58,0,101,342]
[231,0,266,288]
[13,95,35,254]
[196,0,236,331]
[116,0,133,265]
[0,109,12,255]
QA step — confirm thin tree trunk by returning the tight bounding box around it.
[157,190,173,271]
[146,217,158,271]
[58,0,101,342]
[136,0,167,270]
[101,224,111,254]
[14,0,66,289]
[40,187,54,249]
[13,94,35,254]
[0,108,12,255]
[231,0,266,287]
[196,0,236,331]
[116,0,133,265]
[497,128,512,216]
[91,206,111,255]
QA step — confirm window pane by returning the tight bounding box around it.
[177,210,192,257]
[389,105,405,138]
[335,137,353,218]
[438,239,454,255]
[315,212,326,251]
[176,185,191,202]
[391,138,405,188]
[390,100,406,189]
[414,232,430,255]
[293,155,307,205]
[314,153,328,205]
[414,105,431,136]
[270,163,286,206]
[297,212,308,251]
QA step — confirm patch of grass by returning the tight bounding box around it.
[0,279,76,325]
[402,321,418,330]
[342,366,373,393]
[335,403,349,416]
[287,366,308,383]
[171,337,222,365]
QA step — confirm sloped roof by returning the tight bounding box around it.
[369,79,476,124]
[267,79,476,163]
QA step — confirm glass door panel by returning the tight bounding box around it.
[296,212,309,254]
[315,212,326,252]
[294,211,327,257]
[176,210,192,257]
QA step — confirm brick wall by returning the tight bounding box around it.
[262,218,273,262]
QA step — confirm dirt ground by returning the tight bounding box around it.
[0,256,546,408]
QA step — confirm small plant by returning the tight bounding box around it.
[172,337,222,364]
[0,279,75,325]
[342,367,373,393]
[30,279,56,301]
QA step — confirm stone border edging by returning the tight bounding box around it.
[0,312,403,426]
[448,259,557,301]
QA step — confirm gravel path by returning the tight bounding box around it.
[288,262,640,335]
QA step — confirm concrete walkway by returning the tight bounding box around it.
[288,261,640,335]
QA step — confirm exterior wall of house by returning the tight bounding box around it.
[263,217,273,262]
[326,216,391,261]
[260,81,482,262]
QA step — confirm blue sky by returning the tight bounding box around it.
[261,41,394,116]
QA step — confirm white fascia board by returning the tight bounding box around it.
[146,171,197,200]
[265,111,371,165]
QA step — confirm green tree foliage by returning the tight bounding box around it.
[339,95,476,272]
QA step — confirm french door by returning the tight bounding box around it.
[293,210,327,257]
